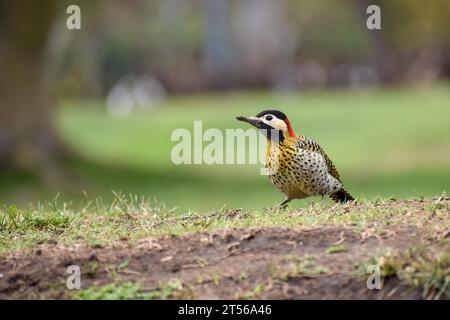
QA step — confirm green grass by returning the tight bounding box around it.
[0,85,449,211]
[73,279,190,300]
[271,255,330,281]
[0,201,73,234]
[326,244,348,254]
[359,246,450,299]
[1,193,448,254]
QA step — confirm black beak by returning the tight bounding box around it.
[236,116,263,128]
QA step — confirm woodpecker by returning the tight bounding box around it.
[237,109,354,207]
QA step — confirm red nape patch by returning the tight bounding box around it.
[284,117,297,138]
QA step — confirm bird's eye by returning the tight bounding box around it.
[265,115,273,121]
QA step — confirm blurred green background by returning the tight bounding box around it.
[0,0,449,212]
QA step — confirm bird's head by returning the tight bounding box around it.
[236,109,297,142]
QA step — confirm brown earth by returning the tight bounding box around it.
[0,220,438,299]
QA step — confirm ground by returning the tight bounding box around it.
[0,196,448,299]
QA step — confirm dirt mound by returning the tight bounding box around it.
[0,224,429,299]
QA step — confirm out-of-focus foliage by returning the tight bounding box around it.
[382,0,450,49]
[1,0,449,208]
[50,0,450,97]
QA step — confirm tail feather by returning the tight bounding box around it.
[330,189,355,203]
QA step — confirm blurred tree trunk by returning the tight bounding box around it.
[358,0,398,83]
[203,0,233,88]
[0,1,66,176]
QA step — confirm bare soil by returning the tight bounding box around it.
[1,218,439,299]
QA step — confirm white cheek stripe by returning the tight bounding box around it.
[262,117,288,132]
[273,119,288,132]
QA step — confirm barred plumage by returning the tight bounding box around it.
[237,110,355,207]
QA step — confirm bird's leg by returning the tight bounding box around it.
[263,198,292,212]
[278,198,292,210]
